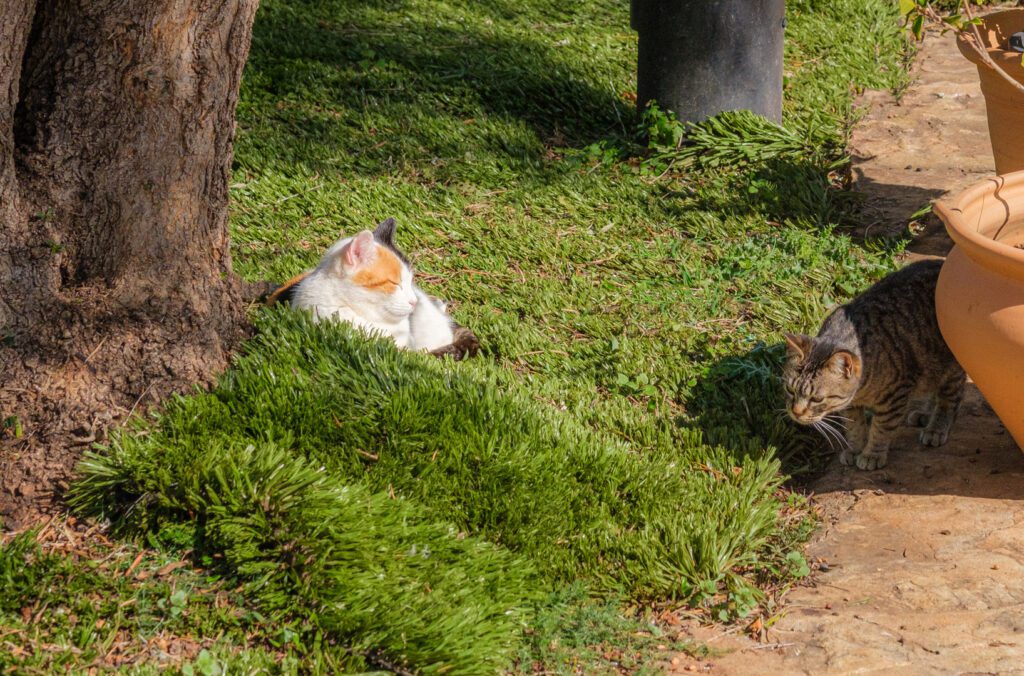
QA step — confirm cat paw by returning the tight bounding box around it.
[429,326,481,361]
[919,428,950,447]
[855,451,887,471]
[839,448,859,466]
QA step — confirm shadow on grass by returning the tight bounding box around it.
[683,158,863,231]
[682,342,831,482]
[238,0,632,177]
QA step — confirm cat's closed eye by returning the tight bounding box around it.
[369,277,400,289]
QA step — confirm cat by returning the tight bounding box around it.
[782,259,965,471]
[267,218,479,359]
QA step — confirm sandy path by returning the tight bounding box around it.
[669,21,1024,675]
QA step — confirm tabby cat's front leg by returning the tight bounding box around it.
[857,383,913,470]
[840,407,868,467]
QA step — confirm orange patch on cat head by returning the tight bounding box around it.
[351,246,403,293]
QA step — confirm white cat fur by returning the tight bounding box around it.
[291,229,458,352]
[291,230,418,348]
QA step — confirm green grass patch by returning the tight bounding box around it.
[74,435,537,672]
[57,0,914,671]
[0,527,362,673]
[77,309,792,595]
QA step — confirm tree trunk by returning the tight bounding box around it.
[0,0,259,527]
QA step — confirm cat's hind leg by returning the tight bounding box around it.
[906,396,934,428]
[920,368,966,447]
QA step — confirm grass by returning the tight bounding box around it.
[0,522,364,673]
[5,0,914,671]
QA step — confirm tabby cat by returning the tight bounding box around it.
[267,218,479,359]
[782,260,965,470]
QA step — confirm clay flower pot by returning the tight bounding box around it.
[934,171,1024,450]
[956,9,1024,174]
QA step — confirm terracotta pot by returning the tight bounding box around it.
[956,9,1024,174]
[934,171,1024,450]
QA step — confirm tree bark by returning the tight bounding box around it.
[0,0,259,527]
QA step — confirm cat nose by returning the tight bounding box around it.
[408,295,418,307]
[792,403,809,417]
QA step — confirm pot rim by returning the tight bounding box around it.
[955,8,1024,73]
[933,171,1024,282]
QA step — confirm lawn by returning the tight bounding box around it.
[2,0,911,672]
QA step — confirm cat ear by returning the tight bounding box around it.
[342,230,376,268]
[827,351,861,379]
[373,217,397,246]
[783,333,811,361]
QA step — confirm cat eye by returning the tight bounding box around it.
[809,396,824,404]
[369,278,401,289]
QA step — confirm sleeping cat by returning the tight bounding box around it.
[267,218,479,358]
[782,260,965,470]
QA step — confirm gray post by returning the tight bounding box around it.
[633,0,786,124]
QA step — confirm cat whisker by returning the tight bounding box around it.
[816,415,842,436]
[822,417,849,433]
[825,425,848,450]
[817,417,849,449]
[820,423,844,449]
[810,420,838,450]
[811,417,839,447]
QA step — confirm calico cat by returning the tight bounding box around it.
[782,260,965,470]
[267,218,479,358]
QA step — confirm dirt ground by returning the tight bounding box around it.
[667,22,1024,675]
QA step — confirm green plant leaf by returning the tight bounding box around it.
[942,14,963,30]
[912,14,925,40]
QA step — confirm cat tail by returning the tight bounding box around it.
[263,270,311,306]
[429,325,481,361]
